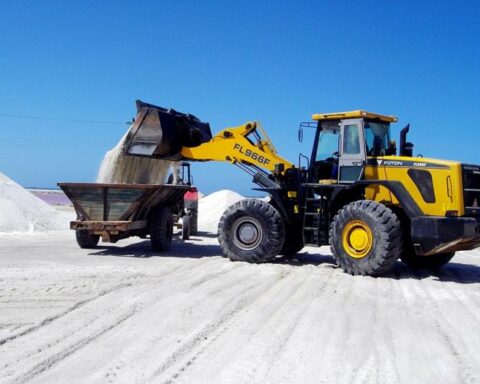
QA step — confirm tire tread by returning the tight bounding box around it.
[329,200,402,276]
[218,199,284,263]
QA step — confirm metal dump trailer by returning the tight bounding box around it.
[58,182,192,251]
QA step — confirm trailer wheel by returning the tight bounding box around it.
[218,199,285,263]
[329,200,402,276]
[187,208,198,235]
[150,206,173,252]
[182,215,190,240]
[401,250,455,269]
[75,230,100,249]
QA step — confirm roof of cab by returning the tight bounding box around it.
[312,110,398,123]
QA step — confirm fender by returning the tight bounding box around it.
[354,180,423,218]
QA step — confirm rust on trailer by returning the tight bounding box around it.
[58,183,189,222]
[70,220,148,232]
[58,182,191,244]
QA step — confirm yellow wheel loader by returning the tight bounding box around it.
[123,100,480,276]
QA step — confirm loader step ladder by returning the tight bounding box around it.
[301,184,331,246]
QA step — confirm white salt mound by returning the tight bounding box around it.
[198,190,245,233]
[0,173,69,233]
[97,132,173,184]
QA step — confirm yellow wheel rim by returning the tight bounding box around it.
[342,220,373,259]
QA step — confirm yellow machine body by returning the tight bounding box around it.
[180,121,294,173]
[312,110,398,123]
[364,156,464,217]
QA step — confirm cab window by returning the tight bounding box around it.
[316,122,340,161]
[343,124,360,154]
[364,121,390,156]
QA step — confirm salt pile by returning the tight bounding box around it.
[0,172,69,233]
[97,132,174,184]
[198,190,245,233]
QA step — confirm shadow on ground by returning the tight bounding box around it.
[88,235,480,284]
[88,236,221,259]
[88,235,337,267]
[389,261,480,284]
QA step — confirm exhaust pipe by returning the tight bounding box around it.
[399,124,414,157]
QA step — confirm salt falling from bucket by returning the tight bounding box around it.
[97,132,173,184]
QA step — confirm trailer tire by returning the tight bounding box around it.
[187,208,198,235]
[75,230,100,249]
[218,199,285,263]
[182,215,190,240]
[401,250,455,269]
[150,206,173,252]
[329,200,402,276]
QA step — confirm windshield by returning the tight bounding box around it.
[316,122,340,161]
[364,121,390,156]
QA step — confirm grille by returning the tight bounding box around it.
[463,164,480,216]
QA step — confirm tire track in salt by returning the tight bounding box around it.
[148,269,297,383]
[0,259,233,382]
[408,271,479,384]
[421,278,480,383]
[431,266,480,325]
[254,271,337,384]
[0,258,217,348]
[23,261,254,383]
[366,277,401,384]
[15,308,137,384]
[166,266,337,384]
[307,269,357,383]
[0,280,134,347]
[79,263,263,383]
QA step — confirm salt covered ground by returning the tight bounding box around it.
[1,182,480,383]
[1,228,480,382]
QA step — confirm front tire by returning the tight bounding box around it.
[218,199,285,263]
[330,200,402,276]
[149,206,173,252]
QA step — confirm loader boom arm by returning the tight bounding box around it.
[180,121,294,174]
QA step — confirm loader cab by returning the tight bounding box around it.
[309,110,397,183]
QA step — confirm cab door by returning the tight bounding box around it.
[338,119,366,182]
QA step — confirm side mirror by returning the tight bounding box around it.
[298,126,304,142]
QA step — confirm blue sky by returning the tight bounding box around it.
[0,0,479,196]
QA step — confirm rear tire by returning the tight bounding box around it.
[218,199,285,263]
[401,250,455,269]
[329,200,402,276]
[150,206,173,252]
[187,208,198,235]
[182,215,190,240]
[75,230,100,249]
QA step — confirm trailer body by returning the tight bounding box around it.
[58,182,191,249]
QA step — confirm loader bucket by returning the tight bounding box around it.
[123,100,212,160]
